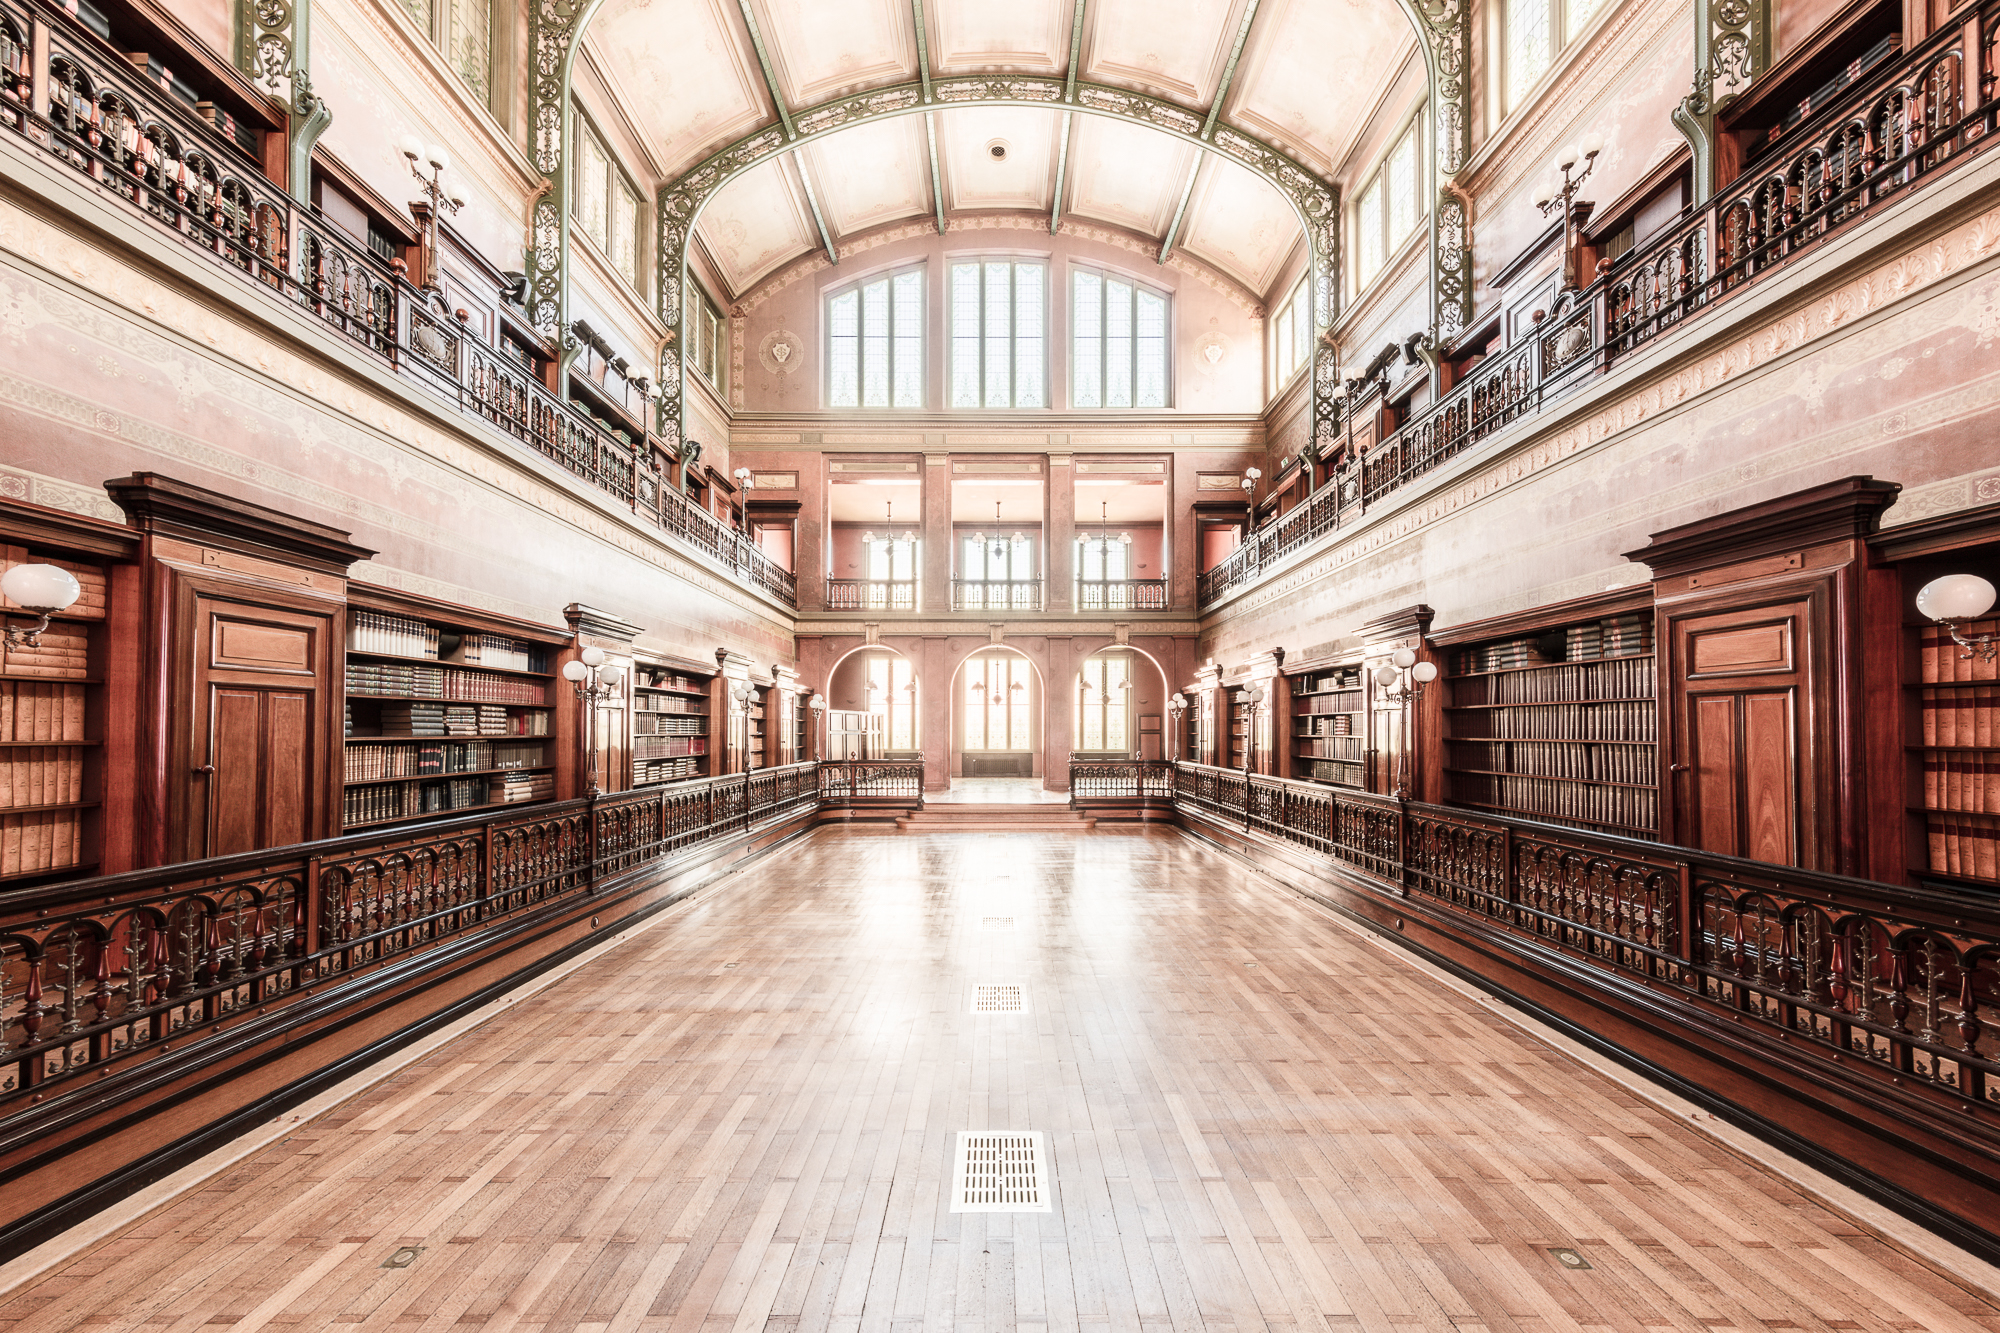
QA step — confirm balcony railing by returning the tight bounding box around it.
[826,578,918,611]
[1076,579,1169,611]
[951,579,1042,611]
[0,0,795,609]
[1199,6,2000,608]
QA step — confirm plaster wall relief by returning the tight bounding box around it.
[0,194,793,663]
[1201,196,2000,665]
[314,0,536,267]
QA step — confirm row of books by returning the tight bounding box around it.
[348,610,440,660]
[1453,655,1656,706]
[1448,737,1656,783]
[1921,624,1999,684]
[2,810,84,876]
[1919,690,1996,747]
[491,772,554,804]
[1304,759,1364,786]
[637,757,705,784]
[1298,691,1367,716]
[0,621,88,679]
[343,740,547,782]
[1450,773,1659,831]
[637,671,708,694]
[635,696,706,716]
[633,736,708,759]
[1922,754,2000,815]
[2,747,87,806]
[1926,815,1999,883]
[346,662,548,704]
[1291,671,1363,696]
[1452,701,1658,742]
[353,703,550,738]
[0,681,87,741]
[1452,615,1653,675]
[1298,736,1365,761]
[635,714,706,736]
[451,633,539,671]
[1297,714,1355,737]
[346,779,477,825]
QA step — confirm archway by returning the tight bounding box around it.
[1073,646,1170,762]
[825,646,920,759]
[952,647,1043,780]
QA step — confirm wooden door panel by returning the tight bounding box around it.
[1742,691,1797,865]
[1691,694,1741,854]
[264,690,310,848]
[208,687,265,857]
[1689,621,1793,677]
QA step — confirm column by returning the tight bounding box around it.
[1047,451,1074,613]
[924,453,951,613]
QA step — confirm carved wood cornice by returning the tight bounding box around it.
[105,473,377,574]
[1623,475,1903,579]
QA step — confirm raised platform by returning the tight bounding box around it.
[894,802,1097,831]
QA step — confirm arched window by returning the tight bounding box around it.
[865,653,919,751]
[950,258,1047,408]
[827,267,925,408]
[1077,653,1134,753]
[1072,267,1169,408]
[965,653,1032,751]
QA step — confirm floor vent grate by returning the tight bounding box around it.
[950,1131,1052,1212]
[982,917,1014,930]
[971,984,1025,1013]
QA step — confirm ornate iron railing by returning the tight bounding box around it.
[0,761,915,1109]
[1075,579,1169,611]
[0,0,795,609]
[826,578,918,611]
[950,579,1043,611]
[1072,759,2000,1115]
[1199,5,2000,609]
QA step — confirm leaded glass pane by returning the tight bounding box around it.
[1015,264,1044,408]
[1105,279,1132,408]
[893,271,924,407]
[984,262,1012,407]
[577,126,608,250]
[862,278,890,407]
[1507,0,1553,110]
[1072,270,1102,409]
[1358,179,1384,283]
[611,177,640,285]
[449,0,490,102]
[951,262,981,408]
[1135,288,1166,408]
[1388,124,1418,248]
[828,289,859,407]
[1293,279,1311,371]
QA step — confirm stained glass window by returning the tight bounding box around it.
[826,268,924,409]
[1072,268,1170,409]
[1507,0,1554,110]
[949,260,1045,409]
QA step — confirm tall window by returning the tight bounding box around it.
[865,653,918,751]
[1077,530,1129,583]
[1270,276,1311,390]
[863,532,919,609]
[573,112,644,289]
[965,653,1032,751]
[1073,268,1169,409]
[447,0,491,103]
[1077,653,1133,753]
[1353,115,1424,292]
[950,259,1046,408]
[828,269,924,408]
[1505,0,1607,112]
[685,278,726,394]
[959,534,1035,583]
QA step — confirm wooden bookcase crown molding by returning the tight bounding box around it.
[103,474,376,575]
[1623,476,1902,583]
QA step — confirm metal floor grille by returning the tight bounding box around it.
[981,917,1014,930]
[971,984,1024,1013]
[950,1131,1051,1212]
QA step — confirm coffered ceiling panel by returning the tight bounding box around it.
[1178,156,1302,293]
[1227,0,1415,174]
[697,158,818,293]
[804,118,934,237]
[587,0,772,180]
[752,0,918,107]
[1082,0,1243,105]
[941,107,1056,214]
[1064,118,1194,238]
[929,0,1070,75]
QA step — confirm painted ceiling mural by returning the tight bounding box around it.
[584,0,1418,299]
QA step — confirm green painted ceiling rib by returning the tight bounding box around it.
[1200,0,1261,141]
[794,151,838,264]
[1050,110,1073,235]
[1063,0,1087,103]
[911,0,934,103]
[926,111,947,234]
[1157,158,1199,263]
[735,0,796,140]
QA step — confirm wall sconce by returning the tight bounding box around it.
[561,646,624,798]
[397,136,464,302]
[1532,132,1604,291]
[1917,574,1997,661]
[2,563,82,650]
[1240,467,1261,502]
[1373,647,1439,800]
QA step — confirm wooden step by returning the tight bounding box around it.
[894,804,1096,832]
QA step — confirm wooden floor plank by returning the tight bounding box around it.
[2,826,1996,1333]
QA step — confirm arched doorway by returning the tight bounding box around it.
[1073,648,1170,762]
[826,647,920,759]
[953,648,1040,778]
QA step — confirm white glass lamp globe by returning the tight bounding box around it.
[580,645,607,668]
[561,660,588,682]
[1917,574,1996,622]
[1245,684,1266,705]
[1411,661,1439,684]
[1391,646,1418,669]
[425,144,450,172]
[598,666,623,689]
[397,134,422,162]
[809,693,826,711]
[1374,664,1399,687]
[1,563,81,613]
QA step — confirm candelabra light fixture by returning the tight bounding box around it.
[808,690,827,759]
[1917,574,1998,661]
[1,563,82,651]
[396,136,465,301]
[1078,501,1133,555]
[733,467,753,490]
[1373,646,1439,800]
[972,502,1028,556]
[1532,133,1604,291]
[1167,691,1188,761]
[561,646,625,797]
[862,501,915,549]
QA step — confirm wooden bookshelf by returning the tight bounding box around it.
[631,665,713,786]
[1225,684,1251,770]
[1442,609,1659,838]
[0,542,108,884]
[1289,664,1366,788]
[1911,617,1998,887]
[747,684,769,771]
[342,604,559,829]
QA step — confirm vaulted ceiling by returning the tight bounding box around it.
[582,0,1418,301]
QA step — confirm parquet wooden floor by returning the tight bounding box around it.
[3,827,1997,1332]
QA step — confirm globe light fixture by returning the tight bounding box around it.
[1917,574,1997,660]
[1,563,83,649]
